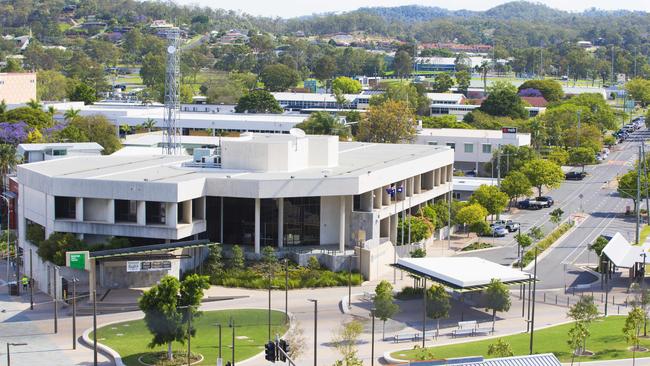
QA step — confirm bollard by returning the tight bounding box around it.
[567,297,569,307]
[543,293,546,302]
[601,293,603,303]
[618,305,620,314]
[555,295,558,305]
[613,296,615,305]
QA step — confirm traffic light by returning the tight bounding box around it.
[279,339,289,361]
[264,341,276,362]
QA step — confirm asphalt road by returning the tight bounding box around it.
[457,127,645,289]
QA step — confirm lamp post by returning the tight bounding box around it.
[229,317,235,366]
[348,254,358,310]
[370,308,376,366]
[71,277,79,350]
[53,265,58,334]
[642,252,647,336]
[6,342,27,366]
[93,290,97,366]
[177,305,194,365]
[215,323,222,366]
[284,258,289,324]
[529,247,538,355]
[308,299,318,366]
[1,194,11,284]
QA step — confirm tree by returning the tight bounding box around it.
[36,232,84,265]
[589,236,609,257]
[260,64,301,92]
[567,296,599,356]
[549,208,564,226]
[547,147,570,166]
[487,145,539,177]
[568,147,596,172]
[4,107,53,130]
[371,82,429,115]
[567,321,589,363]
[624,307,645,362]
[139,274,209,361]
[0,144,20,189]
[142,118,156,132]
[332,320,364,365]
[529,226,544,241]
[69,115,122,154]
[618,170,649,212]
[518,79,564,102]
[515,233,533,251]
[37,70,70,101]
[393,50,412,77]
[357,100,416,143]
[235,90,283,114]
[397,216,432,244]
[456,203,488,236]
[230,245,245,269]
[205,244,223,276]
[520,159,564,197]
[140,52,166,87]
[455,70,471,96]
[485,279,511,332]
[479,81,527,119]
[261,245,278,266]
[487,338,514,357]
[431,73,454,93]
[500,171,533,207]
[469,185,509,220]
[295,112,350,139]
[26,99,42,110]
[625,78,650,106]
[426,284,451,335]
[313,56,336,82]
[373,281,399,339]
[332,77,362,94]
[1,58,22,72]
[68,82,97,105]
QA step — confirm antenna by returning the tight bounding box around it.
[163,27,181,155]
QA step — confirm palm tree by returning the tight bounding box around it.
[26,99,42,110]
[477,61,490,92]
[0,144,21,190]
[47,106,56,124]
[64,108,80,121]
[142,118,156,132]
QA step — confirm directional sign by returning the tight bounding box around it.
[66,251,90,271]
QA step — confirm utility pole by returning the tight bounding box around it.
[642,142,650,226]
[422,278,427,348]
[230,317,235,366]
[497,148,501,188]
[529,247,538,354]
[611,46,615,84]
[577,110,581,147]
[284,258,288,325]
[72,277,77,350]
[93,290,97,366]
[268,264,273,341]
[29,248,33,310]
[53,266,58,334]
[637,144,642,245]
[308,299,317,366]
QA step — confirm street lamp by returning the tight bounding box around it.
[6,342,27,366]
[370,308,376,366]
[229,317,236,366]
[308,299,318,366]
[529,247,538,355]
[215,323,222,366]
[1,193,12,285]
[348,254,358,310]
[177,305,195,365]
[71,277,79,350]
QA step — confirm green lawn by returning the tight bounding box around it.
[392,316,650,363]
[639,225,650,245]
[92,309,288,366]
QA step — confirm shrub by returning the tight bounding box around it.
[26,222,45,244]
[307,256,320,270]
[470,220,490,236]
[410,248,427,258]
[397,216,433,244]
[396,286,423,300]
[520,222,573,267]
[461,242,493,251]
[230,245,245,269]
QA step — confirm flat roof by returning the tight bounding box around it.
[425,93,464,102]
[462,353,561,366]
[418,128,529,139]
[20,137,452,184]
[17,142,104,152]
[453,177,498,191]
[394,257,532,291]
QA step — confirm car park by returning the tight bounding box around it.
[493,219,520,232]
[565,171,587,180]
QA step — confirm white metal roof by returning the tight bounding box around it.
[418,128,526,139]
[395,257,531,289]
[602,232,646,268]
[426,93,465,103]
[17,142,104,152]
[460,353,561,366]
[453,177,498,191]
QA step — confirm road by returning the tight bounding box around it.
[458,128,644,289]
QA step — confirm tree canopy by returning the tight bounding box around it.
[520,158,564,197]
[479,81,528,119]
[235,90,283,114]
[357,99,416,143]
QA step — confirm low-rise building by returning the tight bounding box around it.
[430,103,545,120]
[415,127,531,174]
[452,176,498,201]
[17,143,103,163]
[18,133,453,293]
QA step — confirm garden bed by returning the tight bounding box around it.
[461,242,494,251]
[518,222,573,267]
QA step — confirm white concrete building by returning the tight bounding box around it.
[17,133,453,292]
[17,142,103,163]
[415,128,531,174]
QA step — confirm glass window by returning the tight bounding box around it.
[482,144,492,154]
[115,200,137,223]
[222,197,254,246]
[464,143,473,153]
[54,196,76,219]
[446,143,455,150]
[284,197,320,246]
[146,202,166,225]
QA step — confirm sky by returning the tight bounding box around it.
[175,0,650,18]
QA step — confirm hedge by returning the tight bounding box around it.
[210,266,363,289]
[520,222,573,267]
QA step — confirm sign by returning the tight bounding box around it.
[501,127,517,134]
[127,260,172,272]
[217,359,223,366]
[66,251,90,270]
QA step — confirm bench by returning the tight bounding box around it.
[452,328,474,338]
[393,333,420,343]
[457,320,478,330]
[424,330,439,340]
[472,328,492,336]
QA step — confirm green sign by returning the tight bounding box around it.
[69,252,87,270]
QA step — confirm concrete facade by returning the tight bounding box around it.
[0,72,36,104]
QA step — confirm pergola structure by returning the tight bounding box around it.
[601,232,650,281]
[391,257,535,347]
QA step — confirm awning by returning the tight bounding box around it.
[90,239,214,259]
[392,257,534,292]
[602,232,647,268]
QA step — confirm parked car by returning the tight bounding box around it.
[485,225,508,237]
[493,220,520,232]
[565,171,587,180]
[517,199,544,210]
[535,196,554,208]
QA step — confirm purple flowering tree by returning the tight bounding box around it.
[518,88,543,97]
[0,122,29,145]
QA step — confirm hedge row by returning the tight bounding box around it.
[520,222,574,267]
[210,267,363,289]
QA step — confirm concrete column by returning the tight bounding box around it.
[106,199,115,224]
[382,185,390,205]
[277,198,284,248]
[220,198,224,243]
[136,201,146,225]
[361,191,373,212]
[373,188,382,209]
[182,200,192,224]
[434,168,440,187]
[254,198,260,254]
[88,259,96,304]
[390,213,398,245]
[166,202,177,227]
[414,174,421,194]
[447,164,453,182]
[75,197,83,221]
[339,195,346,252]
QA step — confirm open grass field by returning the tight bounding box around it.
[92,309,288,366]
[391,316,650,363]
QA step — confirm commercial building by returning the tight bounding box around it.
[430,103,545,120]
[0,72,36,104]
[17,142,103,163]
[452,176,498,201]
[415,128,531,174]
[17,133,453,294]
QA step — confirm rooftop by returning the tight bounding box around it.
[17,142,104,152]
[417,128,529,139]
